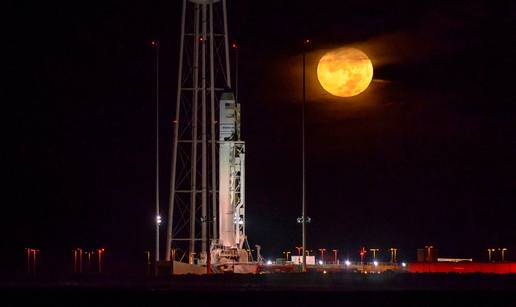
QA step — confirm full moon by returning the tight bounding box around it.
[317,47,373,97]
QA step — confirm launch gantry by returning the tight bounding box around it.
[165,0,256,273]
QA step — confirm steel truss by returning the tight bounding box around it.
[166,0,232,262]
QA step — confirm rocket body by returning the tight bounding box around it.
[218,92,245,249]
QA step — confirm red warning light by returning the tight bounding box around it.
[359,247,367,256]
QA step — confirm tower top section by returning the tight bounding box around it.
[219,92,240,141]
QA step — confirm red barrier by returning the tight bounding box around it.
[408,262,516,274]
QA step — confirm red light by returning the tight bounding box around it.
[232,43,237,49]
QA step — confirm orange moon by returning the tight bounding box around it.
[317,47,373,97]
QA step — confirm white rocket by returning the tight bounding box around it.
[210,92,249,268]
[218,92,246,250]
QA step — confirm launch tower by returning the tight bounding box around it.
[166,0,252,272]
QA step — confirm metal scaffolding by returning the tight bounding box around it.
[166,0,232,262]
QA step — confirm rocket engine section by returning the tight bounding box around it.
[211,92,249,268]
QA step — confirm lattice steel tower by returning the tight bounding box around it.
[165,0,233,263]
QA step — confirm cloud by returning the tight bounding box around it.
[338,1,492,67]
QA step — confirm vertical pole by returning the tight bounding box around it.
[214,0,230,240]
[26,249,31,274]
[155,41,160,276]
[199,2,207,261]
[208,0,217,256]
[301,42,307,273]
[33,250,37,275]
[235,45,239,103]
[146,251,149,275]
[166,0,186,261]
[240,152,246,236]
[170,248,175,275]
[222,0,232,87]
[207,203,211,274]
[191,3,200,262]
[73,249,77,273]
[98,249,103,273]
[206,172,212,274]
[79,249,83,273]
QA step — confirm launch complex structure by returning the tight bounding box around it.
[165,0,258,273]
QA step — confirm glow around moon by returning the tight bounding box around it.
[317,47,373,97]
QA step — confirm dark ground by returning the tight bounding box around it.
[2,273,516,307]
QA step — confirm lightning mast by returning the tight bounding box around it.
[166,0,236,267]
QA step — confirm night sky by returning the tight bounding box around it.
[6,0,515,271]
